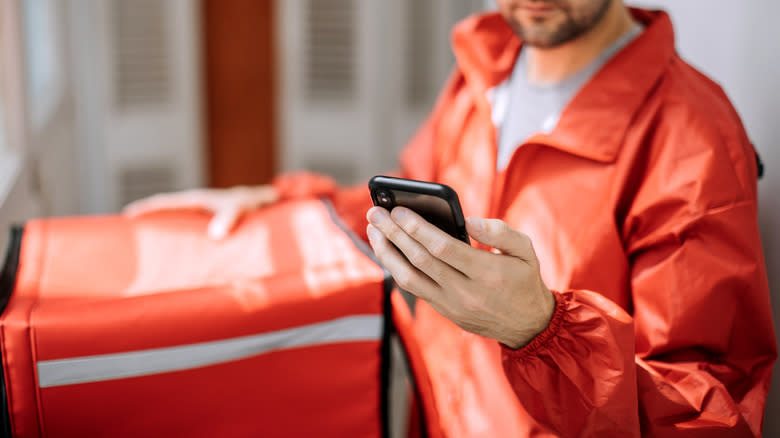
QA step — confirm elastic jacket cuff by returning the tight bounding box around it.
[501,290,566,361]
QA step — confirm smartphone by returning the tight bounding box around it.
[368,175,470,244]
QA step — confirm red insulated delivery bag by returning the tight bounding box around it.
[0,199,395,437]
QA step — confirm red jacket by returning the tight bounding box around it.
[276,9,777,437]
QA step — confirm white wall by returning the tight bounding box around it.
[628,1,780,435]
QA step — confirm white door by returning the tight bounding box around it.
[69,0,204,214]
[278,0,485,185]
[0,0,43,253]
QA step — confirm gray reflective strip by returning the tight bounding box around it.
[37,314,382,388]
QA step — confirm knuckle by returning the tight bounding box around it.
[394,270,414,290]
[400,216,422,236]
[429,240,452,259]
[407,249,431,269]
[386,225,405,242]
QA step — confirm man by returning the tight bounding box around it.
[127,1,777,435]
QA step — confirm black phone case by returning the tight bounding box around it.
[369,175,470,244]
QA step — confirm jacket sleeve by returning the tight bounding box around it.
[499,129,777,436]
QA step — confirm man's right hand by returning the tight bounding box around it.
[123,185,280,239]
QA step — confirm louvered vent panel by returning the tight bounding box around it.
[305,0,356,101]
[303,156,356,185]
[119,165,176,206]
[405,0,436,108]
[112,0,171,109]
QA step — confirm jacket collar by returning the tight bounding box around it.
[451,8,676,163]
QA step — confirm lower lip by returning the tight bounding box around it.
[520,4,556,14]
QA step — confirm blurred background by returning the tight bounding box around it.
[0,0,778,434]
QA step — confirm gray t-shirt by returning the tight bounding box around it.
[493,24,642,170]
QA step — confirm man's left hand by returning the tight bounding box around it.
[366,206,556,349]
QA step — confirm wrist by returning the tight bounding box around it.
[501,284,557,349]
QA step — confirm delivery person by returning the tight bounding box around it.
[126,0,777,435]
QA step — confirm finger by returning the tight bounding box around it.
[252,186,280,207]
[466,217,537,262]
[366,224,440,301]
[123,191,212,216]
[389,207,485,277]
[232,185,280,209]
[208,206,242,239]
[367,207,465,287]
[123,195,177,216]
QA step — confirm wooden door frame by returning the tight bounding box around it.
[202,0,276,187]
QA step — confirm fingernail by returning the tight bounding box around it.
[208,222,227,240]
[466,217,483,232]
[367,226,381,242]
[367,207,387,225]
[390,207,407,221]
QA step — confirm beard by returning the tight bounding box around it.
[503,0,613,48]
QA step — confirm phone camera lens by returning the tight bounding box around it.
[377,190,392,206]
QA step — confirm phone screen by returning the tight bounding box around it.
[389,189,461,238]
[370,175,470,244]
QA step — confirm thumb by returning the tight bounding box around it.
[208,206,242,240]
[466,217,536,262]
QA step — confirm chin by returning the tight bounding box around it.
[513,25,560,46]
